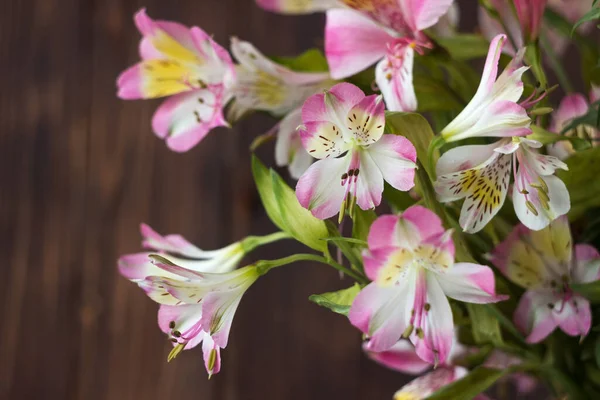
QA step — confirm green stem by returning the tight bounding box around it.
[243,231,292,252]
[540,34,574,93]
[425,135,444,181]
[256,253,369,284]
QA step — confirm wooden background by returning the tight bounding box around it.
[0,1,481,399]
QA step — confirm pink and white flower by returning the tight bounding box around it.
[435,137,569,233]
[349,206,506,365]
[366,336,536,397]
[548,92,599,160]
[229,38,333,119]
[118,224,257,376]
[256,0,457,111]
[480,0,594,56]
[489,217,600,343]
[295,83,417,220]
[229,39,333,178]
[325,1,454,112]
[440,34,531,143]
[363,339,431,375]
[392,366,472,400]
[117,9,235,152]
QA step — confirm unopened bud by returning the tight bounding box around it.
[529,107,553,116]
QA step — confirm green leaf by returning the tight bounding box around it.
[573,6,600,34]
[309,283,361,316]
[271,48,329,72]
[326,222,364,271]
[525,43,548,89]
[413,73,464,111]
[528,125,591,151]
[572,277,600,303]
[425,367,507,400]
[251,155,329,253]
[435,34,491,60]
[466,304,503,346]
[557,146,600,220]
[385,112,438,179]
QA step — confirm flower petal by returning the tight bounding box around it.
[554,295,591,338]
[200,288,244,348]
[296,155,351,219]
[302,82,365,127]
[436,143,512,233]
[393,366,467,400]
[367,134,417,192]
[230,38,330,115]
[299,121,349,159]
[274,108,313,178]
[158,304,205,349]
[513,174,570,231]
[375,44,417,112]
[411,271,454,365]
[438,262,508,303]
[355,150,385,211]
[350,278,414,352]
[325,9,393,79]
[573,244,600,284]
[151,89,228,152]
[347,95,386,145]
[514,289,559,343]
[398,0,456,32]
[363,340,431,375]
[201,334,222,376]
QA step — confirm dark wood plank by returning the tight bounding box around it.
[0,0,428,398]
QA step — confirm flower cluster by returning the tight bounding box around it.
[115,1,600,398]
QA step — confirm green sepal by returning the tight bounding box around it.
[309,283,362,316]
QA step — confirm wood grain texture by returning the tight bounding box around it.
[0,0,411,399]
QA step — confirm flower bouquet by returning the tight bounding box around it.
[115,1,600,398]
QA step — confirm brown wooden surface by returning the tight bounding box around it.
[0,1,416,399]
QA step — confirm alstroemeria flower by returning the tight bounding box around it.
[274,108,313,179]
[295,83,417,220]
[367,336,535,397]
[228,38,333,119]
[393,367,488,400]
[118,224,255,376]
[441,34,531,143]
[255,0,455,111]
[117,9,235,152]
[514,0,548,42]
[121,253,258,376]
[363,340,431,375]
[489,217,600,343]
[349,206,506,365]
[118,224,245,278]
[435,137,569,232]
[325,1,454,112]
[548,92,599,160]
[480,0,594,56]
